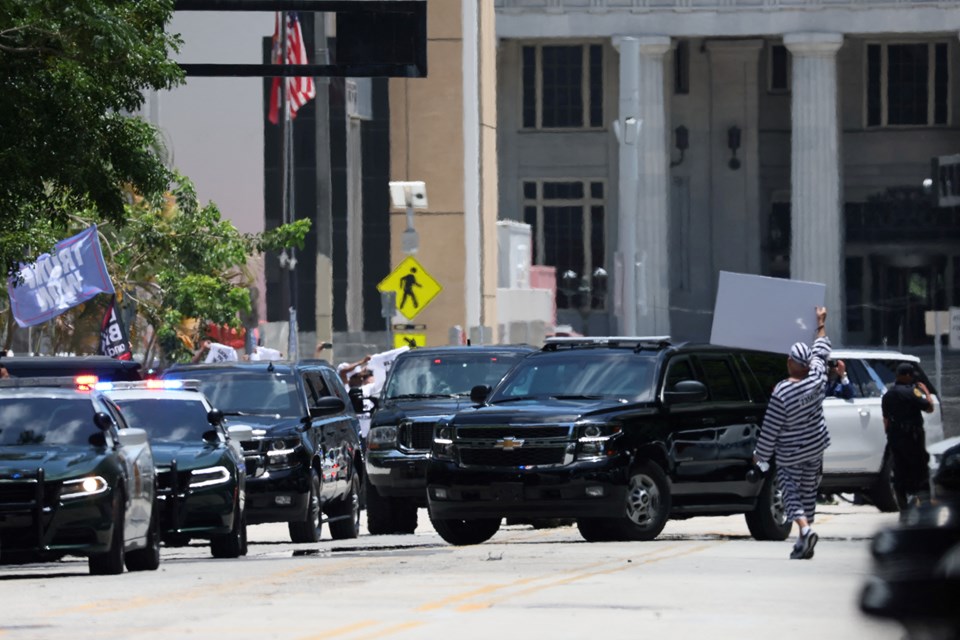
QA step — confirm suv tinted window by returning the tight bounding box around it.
[698,356,746,402]
[492,352,656,402]
[385,352,525,398]
[664,357,696,391]
[175,370,301,417]
[741,352,784,399]
[866,358,937,395]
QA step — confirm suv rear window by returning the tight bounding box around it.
[384,352,526,398]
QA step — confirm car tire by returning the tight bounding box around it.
[745,471,792,541]
[211,502,246,558]
[576,518,617,542]
[365,476,396,535]
[288,470,322,543]
[329,472,361,540]
[869,452,901,513]
[125,503,161,571]
[601,461,671,542]
[392,499,419,534]
[89,496,126,575]
[430,515,501,546]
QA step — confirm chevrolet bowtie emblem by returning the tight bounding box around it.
[494,437,525,450]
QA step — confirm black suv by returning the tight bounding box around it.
[426,337,791,545]
[364,346,533,534]
[163,360,363,542]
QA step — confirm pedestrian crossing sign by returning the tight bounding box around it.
[394,333,426,349]
[376,255,442,320]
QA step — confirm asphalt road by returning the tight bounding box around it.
[1,502,903,640]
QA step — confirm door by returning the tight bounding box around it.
[662,356,718,483]
[695,355,758,485]
[822,358,886,474]
[302,371,343,501]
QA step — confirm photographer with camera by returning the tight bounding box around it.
[882,362,935,514]
[825,359,854,400]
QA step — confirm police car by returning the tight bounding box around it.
[0,376,159,575]
[99,380,252,558]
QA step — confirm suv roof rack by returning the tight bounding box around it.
[541,336,672,352]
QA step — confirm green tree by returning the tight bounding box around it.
[0,0,183,273]
[1,174,310,364]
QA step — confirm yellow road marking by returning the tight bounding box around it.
[351,621,426,640]
[298,620,380,639]
[457,543,716,612]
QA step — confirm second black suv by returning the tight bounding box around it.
[163,360,363,542]
[426,337,791,545]
[365,346,534,534]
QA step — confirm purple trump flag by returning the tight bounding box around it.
[8,225,115,328]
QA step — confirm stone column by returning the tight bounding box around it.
[784,33,845,339]
[635,36,672,337]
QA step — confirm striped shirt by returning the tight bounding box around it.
[754,337,832,466]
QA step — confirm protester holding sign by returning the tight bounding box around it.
[753,306,832,560]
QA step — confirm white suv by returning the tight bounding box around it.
[821,349,944,511]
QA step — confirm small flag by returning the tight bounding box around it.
[100,295,132,361]
[268,12,316,124]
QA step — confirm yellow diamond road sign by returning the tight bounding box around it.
[377,256,442,320]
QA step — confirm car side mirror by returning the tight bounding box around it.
[94,411,114,432]
[308,396,346,419]
[348,387,365,413]
[470,385,491,404]
[207,409,224,425]
[663,380,708,405]
[202,429,220,444]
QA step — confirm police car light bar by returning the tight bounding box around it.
[94,379,202,392]
[0,376,96,389]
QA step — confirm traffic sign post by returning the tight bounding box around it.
[377,255,442,320]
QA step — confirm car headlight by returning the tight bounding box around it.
[189,466,232,488]
[265,438,301,469]
[368,426,398,450]
[432,424,455,461]
[576,423,621,459]
[60,476,109,500]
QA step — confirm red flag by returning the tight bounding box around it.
[268,12,316,124]
[99,295,132,361]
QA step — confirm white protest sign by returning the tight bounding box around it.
[204,342,239,363]
[710,271,826,354]
[250,346,282,361]
[366,346,410,396]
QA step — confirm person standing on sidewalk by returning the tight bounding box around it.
[881,362,935,513]
[753,306,832,560]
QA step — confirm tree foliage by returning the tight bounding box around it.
[0,0,183,273]
[2,174,310,364]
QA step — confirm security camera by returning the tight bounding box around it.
[388,181,428,209]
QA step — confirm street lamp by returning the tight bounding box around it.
[558,267,608,335]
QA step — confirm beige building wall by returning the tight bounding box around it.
[389,0,499,348]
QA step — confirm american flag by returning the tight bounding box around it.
[267,12,316,124]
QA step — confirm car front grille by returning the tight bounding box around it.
[398,421,437,451]
[452,424,574,469]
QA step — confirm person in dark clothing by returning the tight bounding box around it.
[881,362,935,512]
[825,359,854,399]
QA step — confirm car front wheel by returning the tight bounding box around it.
[745,471,792,541]
[289,470,322,543]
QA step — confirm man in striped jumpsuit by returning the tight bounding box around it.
[753,306,831,560]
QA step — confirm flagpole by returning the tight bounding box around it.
[279,12,299,361]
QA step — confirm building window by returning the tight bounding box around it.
[522,179,606,309]
[674,40,689,95]
[866,42,950,127]
[521,44,604,130]
[768,44,790,93]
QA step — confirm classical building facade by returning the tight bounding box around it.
[495,0,960,346]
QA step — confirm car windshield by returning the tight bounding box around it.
[165,371,301,418]
[112,398,212,442]
[0,397,98,446]
[384,352,527,399]
[489,353,656,403]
